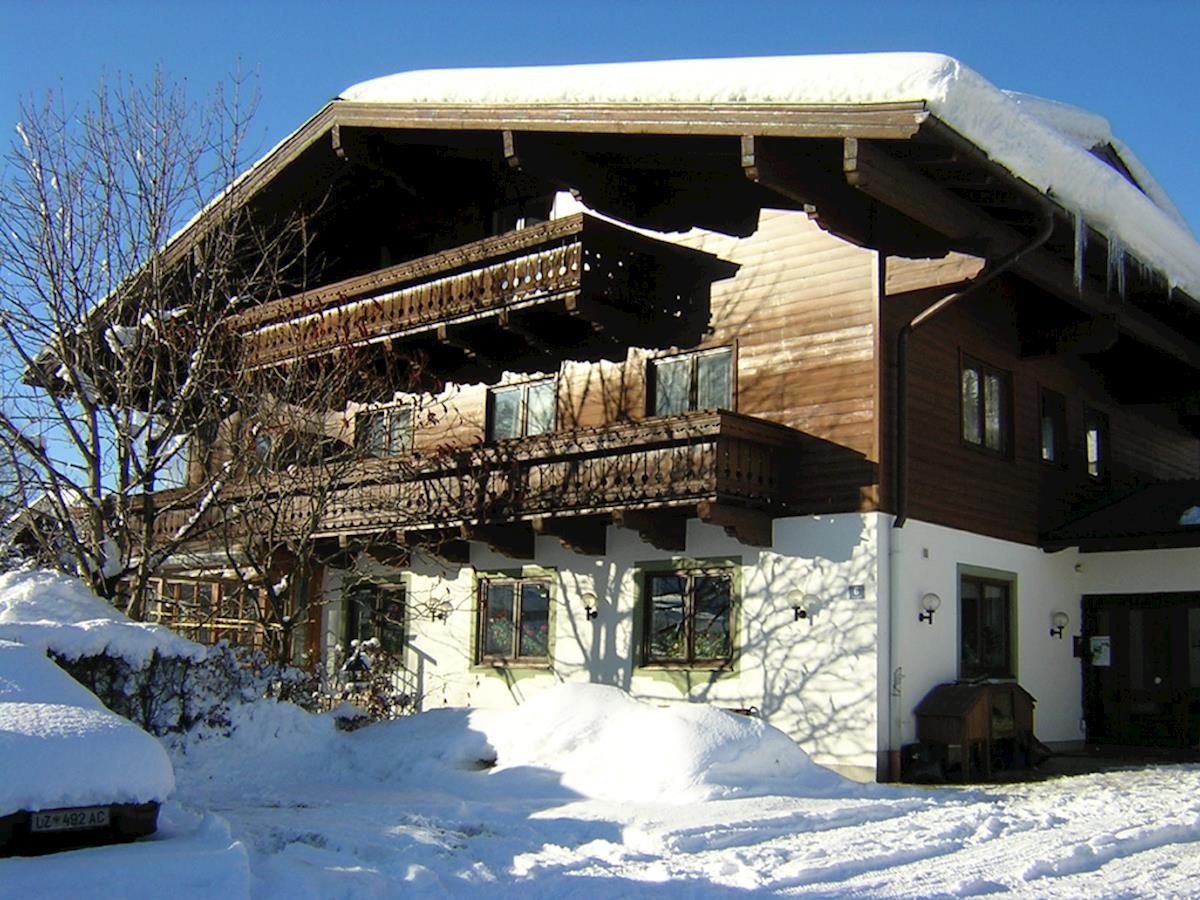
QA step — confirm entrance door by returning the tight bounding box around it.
[1082,593,1200,747]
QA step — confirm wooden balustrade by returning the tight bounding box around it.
[148,411,800,547]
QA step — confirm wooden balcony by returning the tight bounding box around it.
[152,411,803,560]
[231,213,737,374]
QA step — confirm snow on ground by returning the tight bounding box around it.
[2,574,1200,897]
[3,685,1200,898]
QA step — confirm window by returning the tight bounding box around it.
[1040,388,1066,466]
[344,581,406,655]
[643,568,734,666]
[357,405,413,457]
[477,577,551,663]
[1085,405,1109,479]
[142,578,265,649]
[960,573,1013,679]
[650,347,733,416]
[487,379,555,441]
[961,356,1011,454]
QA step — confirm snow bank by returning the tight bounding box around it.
[0,640,174,813]
[0,570,204,665]
[471,684,849,803]
[340,53,1200,297]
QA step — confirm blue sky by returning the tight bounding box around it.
[3,0,1199,232]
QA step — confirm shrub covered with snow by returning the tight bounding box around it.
[0,569,308,736]
[0,569,202,665]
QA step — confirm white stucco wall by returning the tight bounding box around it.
[887,519,1084,747]
[323,512,883,778]
[1074,546,1200,595]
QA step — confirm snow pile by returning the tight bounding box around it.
[0,640,174,813]
[340,53,1200,297]
[473,684,847,802]
[0,569,204,665]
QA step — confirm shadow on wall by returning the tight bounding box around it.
[550,515,880,769]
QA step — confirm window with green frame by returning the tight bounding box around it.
[344,580,406,655]
[477,577,551,663]
[642,567,735,666]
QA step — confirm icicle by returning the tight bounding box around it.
[1106,231,1126,301]
[1072,210,1087,294]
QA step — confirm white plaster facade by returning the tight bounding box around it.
[321,513,1200,781]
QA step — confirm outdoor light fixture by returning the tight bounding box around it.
[789,590,820,623]
[1050,610,1069,639]
[918,592,941,625]
[582,591,599,621]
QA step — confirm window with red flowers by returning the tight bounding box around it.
[477,577,551,664]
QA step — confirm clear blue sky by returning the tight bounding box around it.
[3,0,1198,233]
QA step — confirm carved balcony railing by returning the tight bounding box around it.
[230,213,737,371]
[150,410,803,555]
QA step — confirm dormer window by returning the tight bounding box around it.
[488,378,556,441]
[356,405,413,457]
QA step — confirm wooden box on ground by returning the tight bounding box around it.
[914,682,1037,780]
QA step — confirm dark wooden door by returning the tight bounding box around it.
[1082,593,1200,746]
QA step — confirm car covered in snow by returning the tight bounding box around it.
[0,640,174,855]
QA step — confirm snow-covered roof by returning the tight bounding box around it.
[339,53,1200,300]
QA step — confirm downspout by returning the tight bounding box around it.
[885,210,1054,782]
[893,211,1055,528]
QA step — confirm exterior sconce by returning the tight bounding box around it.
[1050,610,1069,639]
[429,602,450,623]
[582,591,599,621]
[918,592,941,624]
[789,590,820,623]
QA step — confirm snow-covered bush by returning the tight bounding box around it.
[0,569,328,735]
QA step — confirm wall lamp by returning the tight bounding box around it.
[918,592,941,625]
[582,591,599,621]
[789,590,820,623]
[1050,610,1069,640]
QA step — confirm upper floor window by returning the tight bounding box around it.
[960,573,1014,680]
[488,378,555,441]
[357,405,412,458]
[1040,388,1066,466]
[961,355,1011,454]
[1085,405,1109,479]
[642,567,735,666]
[650,347,733,416]
[477,577,551,663]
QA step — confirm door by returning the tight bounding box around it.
[1082,592,1200,747]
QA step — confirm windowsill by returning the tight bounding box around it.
[638,660,734,672]
[961,439,1012,460]
[474,659,551,670]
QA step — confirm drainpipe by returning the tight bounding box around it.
[885,211,1054,782]
[893,212,1054,528]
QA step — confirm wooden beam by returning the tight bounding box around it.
[844,136,1009,257]
[460,523,536,560]
[401,529,470,565]
[697,501,773,547]
[335,100,930,139]
[612,509,687,551]
[532,515,608,556]
[847,137,1200,371]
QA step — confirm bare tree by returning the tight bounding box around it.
[0,69,310,610]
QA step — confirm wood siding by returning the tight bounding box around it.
[674,210,880,511]
[883,264,1200,546]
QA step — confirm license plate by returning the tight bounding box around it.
[29,806,110,833]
